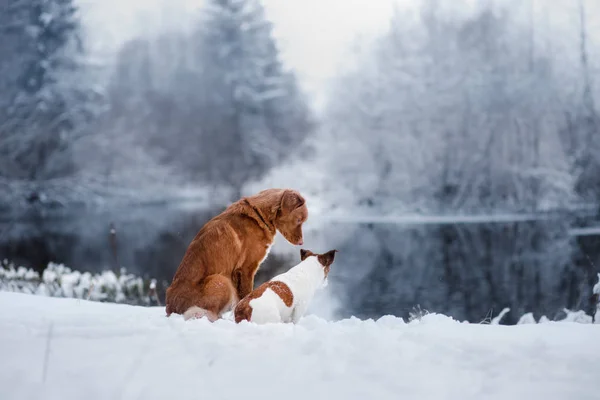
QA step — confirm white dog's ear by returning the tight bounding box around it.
[300,249,312,261]
[318,249,338,267]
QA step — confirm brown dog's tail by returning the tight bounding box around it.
[234,298,253,323]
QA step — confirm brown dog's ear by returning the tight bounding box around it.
[317,249,338,267]
[280,190,305,214]
[300,249,313,261]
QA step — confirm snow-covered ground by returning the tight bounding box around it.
[1,292,599,400]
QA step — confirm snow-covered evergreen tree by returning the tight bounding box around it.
[198,0,314,198]
[88,0,314,200]
[0,0,92,182]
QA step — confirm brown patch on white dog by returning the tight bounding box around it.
[234,281,293,323]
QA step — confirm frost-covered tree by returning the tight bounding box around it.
[323,0,576,214]
[197,0,314,198]
[89,1,314,200]
[556,0,600,205]
[0,0,94,183]
[79,37,172,188]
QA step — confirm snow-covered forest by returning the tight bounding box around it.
[1,0,600,323]
[1,0,600,212]
[0,0,315,208]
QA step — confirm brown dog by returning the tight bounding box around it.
[165,188,308,322]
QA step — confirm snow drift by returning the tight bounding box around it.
[0,291,599,400]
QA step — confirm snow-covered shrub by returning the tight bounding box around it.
[593,273,600,323]
[558,309,593,324]
[481,273,600,325]
[490,308,510,325]
[0,260,161,306]
[517,313,537,325]
[408,305,430,322]
[489,305,598,325]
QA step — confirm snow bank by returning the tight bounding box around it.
[1,292,599,400]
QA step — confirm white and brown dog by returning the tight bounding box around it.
[234,248,337,324]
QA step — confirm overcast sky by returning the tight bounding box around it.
[260,0,398,109]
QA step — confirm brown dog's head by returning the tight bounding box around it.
[273,189,308,245]
[300,249,338,278]
[249,188,308,245]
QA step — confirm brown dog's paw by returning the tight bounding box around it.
[183,307,218,322]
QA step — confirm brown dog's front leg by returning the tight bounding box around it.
[232,269,242,294]
[235,266,258,300]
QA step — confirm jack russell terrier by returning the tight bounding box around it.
[234,248,337,324]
